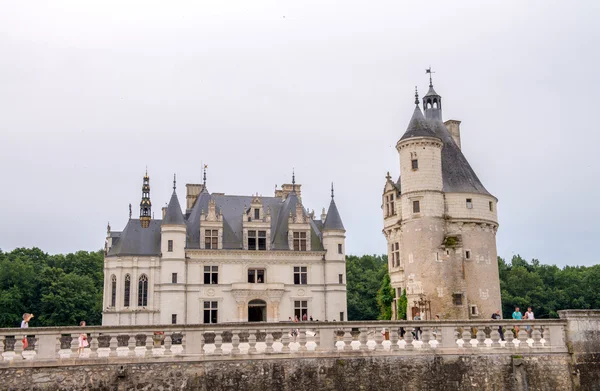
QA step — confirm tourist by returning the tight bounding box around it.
[302,313,307,321]
[309,316,313,321]
[432,315,440,339]
[21,313,33,350]
[524,307,535,336]
[491,310,504,341]
[78,321,89,355]
[512,307,522,335]
[413,312,422,340]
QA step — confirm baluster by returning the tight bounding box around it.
[265,331,274,353]
[532,327,542,348]
[517,329,528,348]
[0,336,4,360]
[145,333,154,357]
[542,326,550,347]
[505,330,515,348]
[70,333,80,358]
[89,332,99,358]
[461,328,472,349]
[476,326,486,348]
[359,328,369,351]
[55,335,63,359]
[404,327,414,351]
[230,330,240,355]
[343,329,353,351]
[127,334,136,356]
[281,331,291,353]
[389,328,399,352]
[453,327,461,347]
[490,328,501,348]
[248,331,257,354]
[164,334,173,356]
[374,328,385,351]
[13,335,24,361]
[108,335,118,357]
[298,329,307,352]
[420,327,431,350]
[180,332,186,356]
[211,332,221,355]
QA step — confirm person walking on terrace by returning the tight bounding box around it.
[78,321,88,355]
[491,310,504,341]
[20,313,33,350]
[512,307,522,335]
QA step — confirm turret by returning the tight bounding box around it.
[140,170,152,228]
[322,183,345,261]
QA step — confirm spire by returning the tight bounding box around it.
[323,185,345,231]
[292,168,296,193]
[139,171,152,228]
[163,182,185,226]
[173,173,176,190]
[415,86,419,105]
[129,203,132,219]
[426,66,435,87]
[203,165,207,187]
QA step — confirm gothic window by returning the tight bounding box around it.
[411,159,418,170]
[412,200,420,214]
[168,240,173,252]
[248,230,267,250]
[110,275,117,307]
[204,266,218,284]
[293,232,307,251]
[203,301,218,324]
[205,230,218,249]
[294,300,308,320]
[124,274,131,307]
[294,266,307,285]
[466,199,473,209]
[248,269,265,283]
[138,274,148,307]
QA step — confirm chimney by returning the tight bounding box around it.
[444,120,462,150]
[321,207,327,223]
[162,206,167,219]
[186,183,203,211]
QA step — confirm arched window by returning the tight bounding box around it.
[110,275,117,307]
[138,274,148,307]
[124,274,131,307]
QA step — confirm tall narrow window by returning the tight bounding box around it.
[203,301,218,324]
[340,312,345,321]
[171,314,177,324]
[254,208,260,220]
[294,266,307,285]
[390,193,395,215]
[411,159,419,170]
[294,300,308,320]
[392,242,400,267]
[338,274,343,284]
[412,200,420,214]
[258,230,266,250]
[172,273,178,284]
[204,266,218,284]
[489,201,493,212]
[293,232,307,251]
[465,250,471,260]
[205,230,218,249]
[338,243,343,254]
[124,274,131,307]
[167,240,173,252]
[453,293,463,306]
[138,274,148,307]
[110,275,117,307]
[466,199,473,209]
[385,195,389,216]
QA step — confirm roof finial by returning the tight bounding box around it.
[173,173,176,190]
[129,203,132,219]
[414,86,419,105]
[292,168,296,193]
[203,164,207,187]
[331,182,334,199]
[426,66,435,87]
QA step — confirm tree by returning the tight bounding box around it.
[397,289,407,320]
[376,272,394,320]
[346,254,388,320]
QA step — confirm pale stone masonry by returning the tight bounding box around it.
[102,173,346,325]
[383,80,501,320]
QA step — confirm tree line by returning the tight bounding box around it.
[0,248,599,327]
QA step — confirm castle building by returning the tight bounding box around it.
[102,171,347,325]
[382,76,501,320]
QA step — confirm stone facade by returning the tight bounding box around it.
[383,82,502,320]
[102,174,347,325]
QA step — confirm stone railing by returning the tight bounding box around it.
[0,319,567,364]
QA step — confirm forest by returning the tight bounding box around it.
[1,247,599,327]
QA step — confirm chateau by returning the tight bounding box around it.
[102,172,347,325]
[382,76,501,320]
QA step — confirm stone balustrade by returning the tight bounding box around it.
[0,319,568,365]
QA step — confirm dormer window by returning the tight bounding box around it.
[411,159,418,170]
[293,232,307,251]
[254,208,260,220]
[248,230,267,250]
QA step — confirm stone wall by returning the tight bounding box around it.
[0,353,573,391]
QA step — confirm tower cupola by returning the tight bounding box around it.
[140,169,152,228]
[423,67,442,121]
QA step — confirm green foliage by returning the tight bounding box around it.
[0,248,104,327]
[346,254,388,320]
[443,236,458,248]
[376,272,394,320]
[397,289,407,320]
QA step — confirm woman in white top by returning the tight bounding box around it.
[21,313,33,350]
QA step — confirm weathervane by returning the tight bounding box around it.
[426,67,435,87]
[128,203,132,219]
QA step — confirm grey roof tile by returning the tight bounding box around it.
[107,219,161,256]
[162,190,185,225]
[399,105,439,141]
[323,199,345,231]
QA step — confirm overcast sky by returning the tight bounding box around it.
[1,1,599,267]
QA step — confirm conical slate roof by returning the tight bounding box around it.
[323,198,345,231]
[163,190,185,225]
[424,85,440,97]
[399,105,439,141]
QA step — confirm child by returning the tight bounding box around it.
[78,321,88,355]
[21,313,34,350]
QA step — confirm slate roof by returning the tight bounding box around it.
[107,219,162,256]
[399,106,439,141]
[163,190,185,225]
[323,199,345,231]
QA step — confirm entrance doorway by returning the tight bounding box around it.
[248,299,267,322]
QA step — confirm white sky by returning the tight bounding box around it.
[1,1,599,266]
